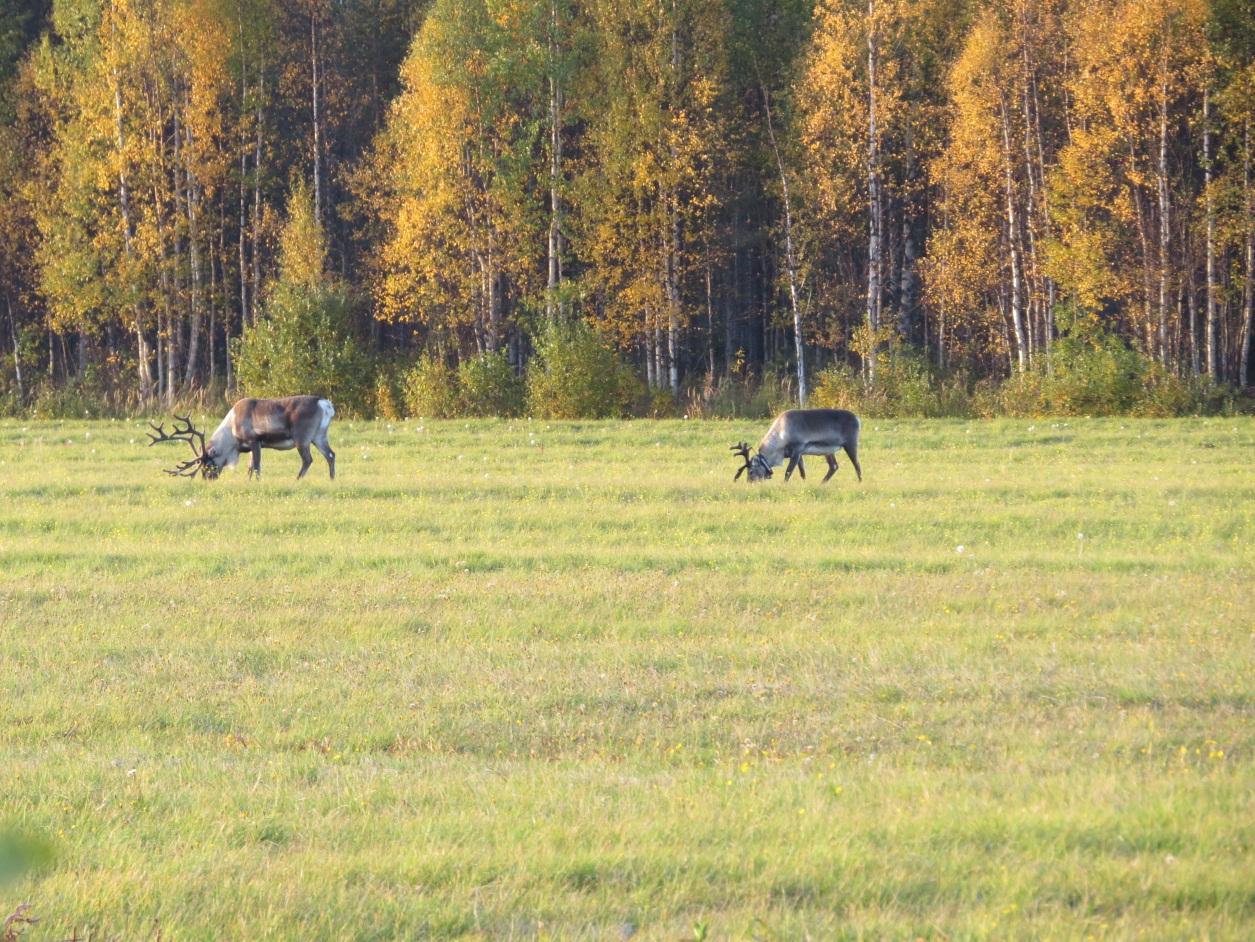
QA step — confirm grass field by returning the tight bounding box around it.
[1,416,1253,940]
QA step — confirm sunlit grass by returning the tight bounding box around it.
[2,416,1253,939]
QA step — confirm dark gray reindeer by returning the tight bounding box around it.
[732,408,862,483]
[148,396,336,480]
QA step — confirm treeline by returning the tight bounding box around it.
[0,0,1252,418]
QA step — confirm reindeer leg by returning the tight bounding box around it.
[796,456,806,480]
[297,444,313,480]
[314,436,335,480]
[784,455,798,481]
[843,442,862,482]
[249,443,261,480]
[823,454,838,482]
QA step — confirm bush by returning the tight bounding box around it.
[975,369,1046,417]
[402,353,459,418]
[458,350,524,417]
[684,370,796,419]
[811,350,972,418]
[372,363,406,420]
[232,285,373,414]
[526,321,644,419]
[233,181,373,414]
[1040,328,1144,415]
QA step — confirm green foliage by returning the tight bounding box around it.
[644,387,680,418]
[683,371,795,419]
[1041,323,1145,415]
[804,326,1242,419]
[457,350,523,417]
[232,284,372,415]
[525,320,644,419]
[233,183,373,415]
[979,316,1233,418]
[402,352,459,418]
[402,349,524,418]
[372,366,405,421]
[812,350,973,418]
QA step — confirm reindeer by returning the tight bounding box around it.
[731,408,862,483]
[148,396,336,480]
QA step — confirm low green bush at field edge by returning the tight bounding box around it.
[525,320,645,419]
[4,314,1249,420]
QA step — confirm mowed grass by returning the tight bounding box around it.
[1,416,1252,940]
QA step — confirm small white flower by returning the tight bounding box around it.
[955,545,966,554]
[1077,532,1085,540]
[184,499,194,507]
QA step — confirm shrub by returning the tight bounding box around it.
[1038,328,1143,415]
[811,350,972,418]
[372,365,405,420]
[457,350,524,417]
[526,321,644,419]
[976,369,1047,417]
[642,387,678,418]
[233,181,373,414]
[402,353,459,418]
[232,285,373,414]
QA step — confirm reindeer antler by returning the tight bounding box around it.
[731,441,753,481]
[148,415,212,478]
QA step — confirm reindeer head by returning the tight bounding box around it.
[731,442,771,482]
[147,416,220,480]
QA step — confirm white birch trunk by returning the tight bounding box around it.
[1157,71,1171,366]
[865,0,882,383]
[1204,90,1218,379]
[999,96,1027,372]
[761,82,805,405]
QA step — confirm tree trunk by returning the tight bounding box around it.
[865,0,882,383]
[1029,59,1054,359]
[253,65,264,323]
[183,131,203,389]
[1129,142,1155,356]
[1187,269,1199,376]
[761,81,806,405]
[1242,118,1253,388]
[705,256,716,379]
[546,0,563,322]
[644,317,656,388]
[1156,70,1171,366]
[1204,90,1218,379]
[665,13,681,396]
[900,219,917,344]
[999,95,1027,372]
[112,61,153,400]
[311,12,322,226]
[6,293,22,403]
[238,10,250,334]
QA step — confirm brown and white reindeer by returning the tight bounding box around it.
[731,408,862,483]
[148,396,336,480]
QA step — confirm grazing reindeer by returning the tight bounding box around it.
[732,408,862,483]
[149,396,336,480]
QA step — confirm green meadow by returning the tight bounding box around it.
[1,417,1252,940]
